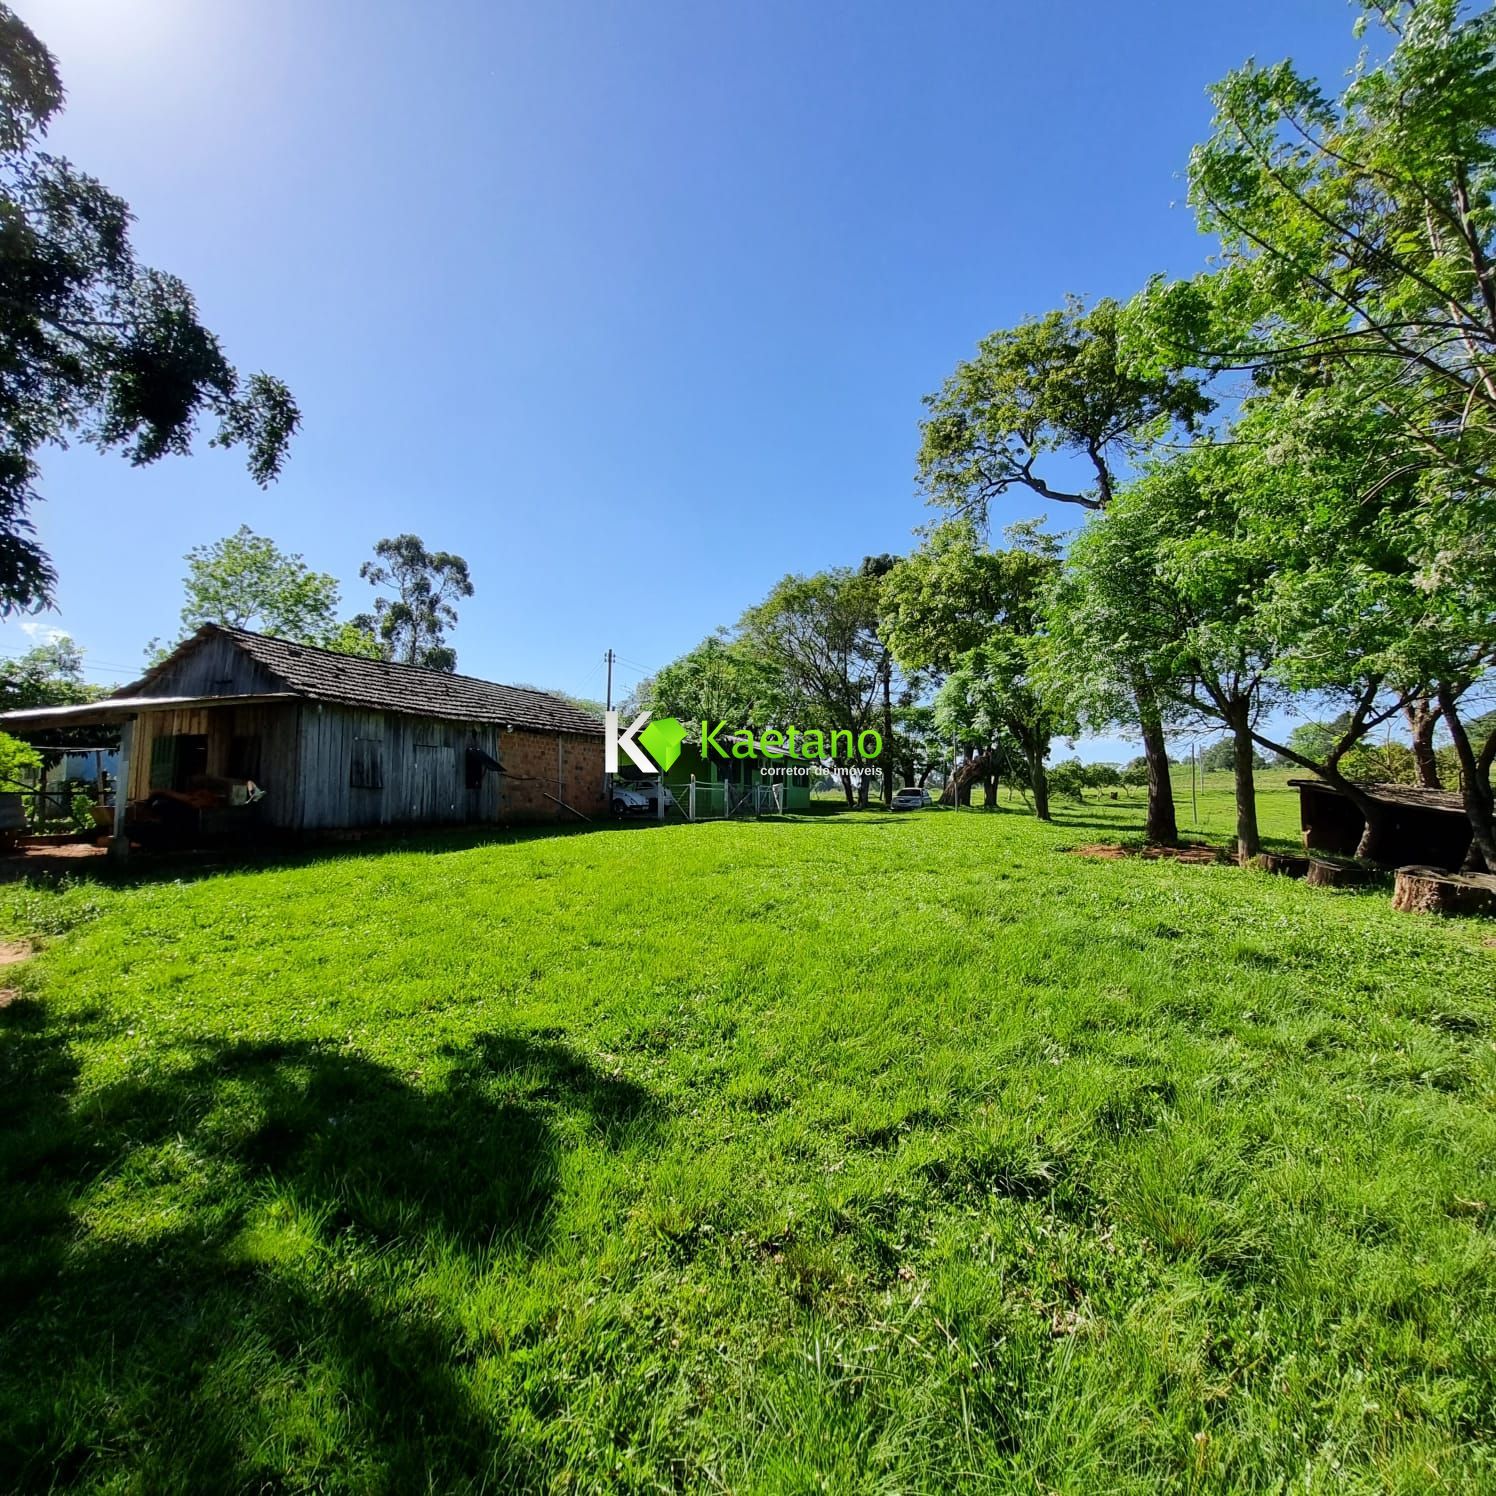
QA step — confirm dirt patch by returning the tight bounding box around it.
[0,988,16,1008]
[0,940,32,965]
[0,840,110,883]
[1069,842,1224,865]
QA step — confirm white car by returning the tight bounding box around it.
[611,783,656,815]
[891,786,933,810]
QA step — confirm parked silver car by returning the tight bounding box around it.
[611,783,657,815]
[891,786,933,810]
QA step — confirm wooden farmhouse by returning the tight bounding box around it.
[0,625,607,845]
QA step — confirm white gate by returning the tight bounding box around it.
[668,777,729,821]
[727,781,783,817]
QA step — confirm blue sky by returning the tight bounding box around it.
[13,0,1361,757]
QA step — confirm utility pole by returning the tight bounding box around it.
[605,648,615,712]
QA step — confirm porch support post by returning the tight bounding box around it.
[109,716,135,861]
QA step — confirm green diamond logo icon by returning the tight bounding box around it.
[637,715,686,773]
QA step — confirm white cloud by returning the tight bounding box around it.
[18,621,69,644]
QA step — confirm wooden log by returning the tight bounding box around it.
[1306,858,1377,888]
[1253,852,1309,877]
[1391,865,1496,917]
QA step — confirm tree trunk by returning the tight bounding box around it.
[1137,708,1178,845]
[857,774,871,809]
[1438,683,1496,873]
[1247,721,1407,867]
[1404,698,1443,789]
[1392,866,1496,917]
[1228,706,1261,862]
[881,657,894,808]
[1352,797,1399,864]
[942,751,991,807]
[1025,740,1050,822]
[1031,765,1049,820]
[1307,859,1375,888]
[841,772,855,807]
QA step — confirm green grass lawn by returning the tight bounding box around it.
[2,781,1493,1491]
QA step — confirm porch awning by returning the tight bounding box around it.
[0,693,299,731]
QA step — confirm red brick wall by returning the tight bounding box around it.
[497,729,607,823]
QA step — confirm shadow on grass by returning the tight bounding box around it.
[0,819,659,893]
[0,1003,657,1489]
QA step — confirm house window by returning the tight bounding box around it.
[227,734,261,782]
[149,733,208,792]
[350,737,384,790]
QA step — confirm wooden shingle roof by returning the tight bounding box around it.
[1287,778,1465,815]
[135,625,606,736]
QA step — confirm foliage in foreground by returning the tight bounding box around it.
[0,7,298,615]
[0,789,1492,1492]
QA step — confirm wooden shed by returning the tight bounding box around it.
[0,624,607,845]
[1289,778,1472,869]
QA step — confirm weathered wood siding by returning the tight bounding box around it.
[121,636,605,832]
[128,703,300,828]
[292,704,505,829]
[140,632,287,699]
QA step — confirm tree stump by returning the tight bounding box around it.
[1307,858,1376,889]
[1253,852,1308,878]
[1392,866,1496,917]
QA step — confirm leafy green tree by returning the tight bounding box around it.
[884,521,1069,820]
[861,553,901,807]
[919,295,1210,841]
[1283,716,1352,767]
[1232,394,1492,864]
[645,633,780,729]
[0,633,97,711]
[172,527,340,644]
[1199,737,1267,774]
[1122,2,1496,865]
[1337,738,1421,785]
[324,619,387,660]
[360,535,474,672]
[919,296,1211,515]
[891,680,940,790]
[738,569,885,806]
[0,8,298,614]
[1133,1,1496,500]
[930,659,1025,809]
[0,633,109,750]
[1047,753,1095,801]
[1055,407,1458,864]
[1087,762,1123,791]
[1048,450,1280,859]
[0,728,39,788]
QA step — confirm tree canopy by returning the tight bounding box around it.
[359,535,474,672]
[174,527,341,644]
[0,7,298,614]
